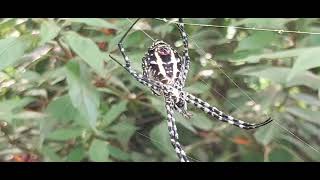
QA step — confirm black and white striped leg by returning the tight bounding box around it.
[176,18,190,87]
[164,93,189,162]
[117,18,140,69]
[109,55,163,94]
[185,92,273,129]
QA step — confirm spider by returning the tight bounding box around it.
[109,18,273,162]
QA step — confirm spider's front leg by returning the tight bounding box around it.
[175,18,190,88]
[184,92,273,129]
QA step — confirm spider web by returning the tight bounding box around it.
[114,18,320,162]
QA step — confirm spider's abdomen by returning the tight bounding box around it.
[143,41,183,86]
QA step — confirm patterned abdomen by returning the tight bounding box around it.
[142,40,183,86]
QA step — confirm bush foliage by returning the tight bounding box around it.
[0,18,319,162]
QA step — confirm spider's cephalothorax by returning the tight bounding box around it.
[109,18,273,162]
[142,40,183,87]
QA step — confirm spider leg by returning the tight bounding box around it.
[163,91,189,162]
[176,18,190,88]
[174,104,192,119]
[184,92,273,129]
[118,18,141,68]
[142,56,161,96]
[109,55,162,93]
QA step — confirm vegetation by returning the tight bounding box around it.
[0,18,319,162]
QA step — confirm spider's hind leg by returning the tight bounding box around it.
[185,92,273,129]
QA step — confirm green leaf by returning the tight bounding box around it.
[238,146,263,162]
[233,18,297,29]
[287,47,320,81]
[89,139,109,162]
[236,66,320,90]
[13,111,46,120]
[66,146,86,162]
[46,95,78,122]
[190,113,214,131]
[286,107,320,125]
[149,121,176,158]
[66,18,118,30]
[235,47,318,63]
[291,93,320,107]
[175,113,197,133]
[42,146,63,162]
[184,82,210,94]
[149,96,166,117]
[236,31,279,52]
[39,20,61,45]
[0,97,34,123]
[46,128,83,141]
[269,147,294,162]
[108,145,131,161]
[254,122,279,145]
[0,37,28,71]
[63,32,105,75]
[108,121,138,147]
[65,60,100,130]
[103,101,128,127]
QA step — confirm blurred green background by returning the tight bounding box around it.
[0,18,319,162]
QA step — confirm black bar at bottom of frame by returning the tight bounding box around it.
[0,162,318,179]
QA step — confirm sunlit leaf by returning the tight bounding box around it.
[39,20,61,45]
[0,37,29,71]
